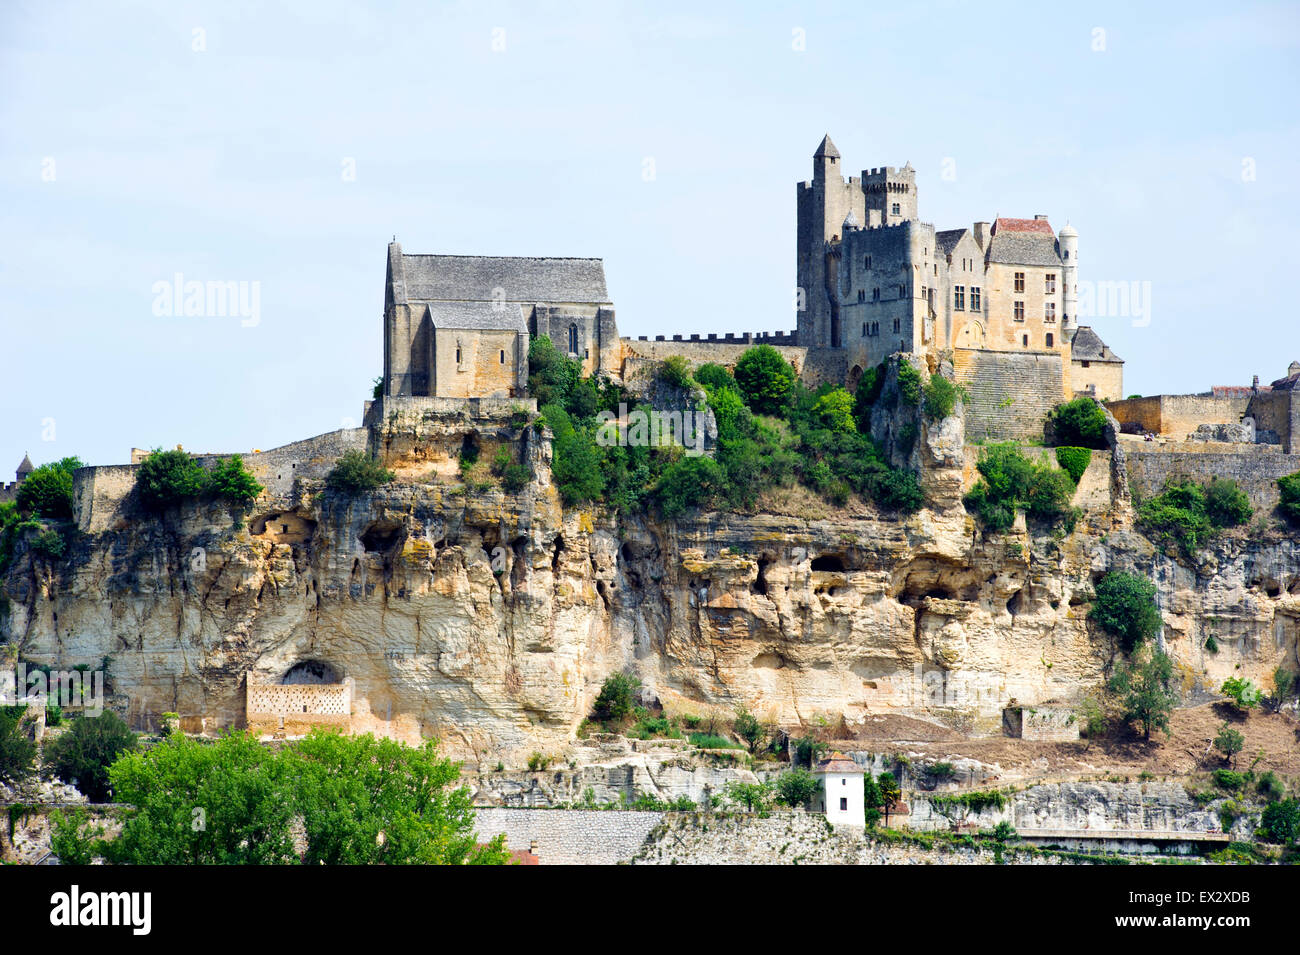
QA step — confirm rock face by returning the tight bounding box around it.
[2,408,1297,765]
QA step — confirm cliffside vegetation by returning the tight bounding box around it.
[1136,477,1253,555]
[136,449,263,511]
[326,449,395,494]
[1047,397,1110,449]
[530,337,923,515]
[0,457,82,572]
[1279,471,1300,524]
[963,444,1078,532]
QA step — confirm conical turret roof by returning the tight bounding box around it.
[814,134,840,159]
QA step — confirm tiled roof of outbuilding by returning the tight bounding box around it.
[814,751,862,775]
[994,217,1056,236]
[1070,325,1122,363]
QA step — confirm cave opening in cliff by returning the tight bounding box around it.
[281,660,341,685]
[360,521,404,553]
[552,535,565,572]
[810,554,845,572]
[753,556,773,595]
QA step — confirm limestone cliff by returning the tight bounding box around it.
[2,404,1297,765]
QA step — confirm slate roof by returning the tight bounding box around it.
[1070,325,1122,363]
[986,230,1062,268]
[16,453,34,476]
[426,301,528,333]
[1269,370,1300,391]
[401,254,610,306]
[935,228,969,258]
[814,134,840,159]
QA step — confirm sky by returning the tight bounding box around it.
[1,0,1298,475]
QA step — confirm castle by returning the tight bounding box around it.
[380,135,1122,443]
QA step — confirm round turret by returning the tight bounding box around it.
[1059,223,1079,331]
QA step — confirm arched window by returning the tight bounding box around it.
[567,323,579,355]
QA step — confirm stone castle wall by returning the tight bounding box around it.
[1125,447,1298,511]
[1105,394,1251,438]
[954,348,1066,442]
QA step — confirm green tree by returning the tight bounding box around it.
[136,448,210,510]
[207,455,263,506]
[877,771,902,825]
[102,730,299,864]
[49,807,104,865]
[1279,471,1300,523]
[733,706,766,753]
[1220,677,1260,711]
[1261,799,1300,845]
[372,375,384,399]
[774,768,820,807]
[15,457,82,519]
[1204,477,1253,528]
[291,731,508,865]
[734,345,795,415]
[47,711,139,802]
[812,387,856,433]
[325,449,394,495]
[723,780,773,813]
[863,771,883,826]
[1054,446,1092,484]
[1089,571,1163,654]
[1265,666,1297,713]
[1213,723,1245,768]
[1109,647,1178,740]
[1049,397,1109,449]
[922,373,963,420]
[0,705,38,784]
[694,362,737,393]
[657,355,693,390]
[591,673,641,723]
[527,335,580,408]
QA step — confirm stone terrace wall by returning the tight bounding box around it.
[241,429,369,499]
[473,808,664,865]
[1125,447,1298,512]
[954,348,1065,442]
[1106,394,1251,438]
[623,338,808,375]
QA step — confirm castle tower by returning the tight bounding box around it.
[862,162,918,226]
[1059,223,1078,334]
[16,454,33,484]
[797,134,864,348]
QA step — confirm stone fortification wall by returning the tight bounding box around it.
[954,348,1065,442]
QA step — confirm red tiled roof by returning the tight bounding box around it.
[1211,386,1258,398]
[814,750,862,774]
[993,217,1055,236]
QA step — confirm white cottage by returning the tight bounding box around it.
[812,751,865,827]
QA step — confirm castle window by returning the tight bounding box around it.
[1023,334,1029,347]
[567,323,579,355]
[873,287,880,302]
[954,286,965,310]
[1013,300,1025,322]
[858,289,865,302]
[891,202,900,215]
[499,350,506,364]
[898,284,906,298]
[455,347,461,363]
[1014,272,1025,293]
[862,323,867,337]
[970,287,981,311]
[864,255,872,269]
[1045,303,1056,323]
[1046,333,1054,347]
[893,318,900,333]
[1081,360,1091,368]
[1045,273,1057,294]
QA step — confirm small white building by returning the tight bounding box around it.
[812,751,865,827]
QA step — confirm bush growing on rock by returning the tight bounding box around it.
[0,704,38,784]
[1213,725,1245,769]
[591,673,641,723]
[136,449,264,509]
[325,449,395,495]
[694,362,736,393]
[1261,799,1300,845]
[922,373,965,420]
[1279,471,1300,523]
[963,444,1077,532]
[1054,446,1092,484]
[1136,477,1252,555]
[15,457,82,520]
[1089,571,1163,654]
[1220,676,1261,711]
[734,345,796,416]
[1048,397,1109,449]
[657,355,693,390]
[47,710,138,802]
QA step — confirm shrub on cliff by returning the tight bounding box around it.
[0,704,38,784]
[694,362,736,393]
[922,373,965,420]
[591,673,640,723]
[895,360,923,406]
[15,457,82,520]
[963,444,1076,532]
[1054,446,1092,484]
[813,387,856,433]
[1279,471,1300,523]
[1089,571,1163,654]
[207,455,263,506]
[1048,397,1109,449]
[657,355,693,390]
[1137,477,1252,554]
[325,450,394,495]
[1109,646,1178,740]
[734,345,795,416]
[1261,799,1300,845]
[527,335,581,408]
[136,449,210,510]
[47,710,138,802]
[1220,676,1261,711]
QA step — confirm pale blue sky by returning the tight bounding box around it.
[2,0,1298,475]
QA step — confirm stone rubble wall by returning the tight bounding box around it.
[473,808,664,865]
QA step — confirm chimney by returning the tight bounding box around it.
[530,839,539,858]
[972,222,991,249]
[1034,214,1049,221]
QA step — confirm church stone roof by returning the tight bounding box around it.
[426,301,528,333]
[401,254,610,306]
[1071,325,1122,363]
